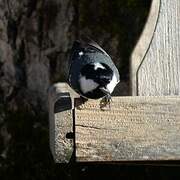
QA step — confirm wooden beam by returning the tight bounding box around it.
[75,96,180,162]
[131,0,160,95]
[48,83,79,163]
[131,0,180,96]
[48,0,180,163]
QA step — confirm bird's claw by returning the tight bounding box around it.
[100,94,112,110]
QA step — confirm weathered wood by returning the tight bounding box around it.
[49,0,180,163]
[131,0,180,95]
[131,0,160,95]
[75,97,180,161]
[48,83,79,163]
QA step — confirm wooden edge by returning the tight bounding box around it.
[75,96,180,162]
[130,0,161,95]
[48,83,79,163]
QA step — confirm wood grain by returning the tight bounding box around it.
[48,83,79,163]
[75,97,180,161]
[136,0,180,95]
[131,0,160,95]
[49,0,180,163]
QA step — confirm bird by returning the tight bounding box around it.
[68,37,120,106]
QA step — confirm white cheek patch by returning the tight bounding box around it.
[79,75,99,93]
[94,62,105,70]
[106,74,119,93]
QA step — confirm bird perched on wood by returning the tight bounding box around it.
[68,37,120,107]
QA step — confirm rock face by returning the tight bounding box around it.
[0,0,150,179]
[0,0,75,111]
[0,1,76,177]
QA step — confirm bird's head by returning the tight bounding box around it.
[78,62,119,99]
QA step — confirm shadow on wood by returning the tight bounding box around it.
[48,0,180,165]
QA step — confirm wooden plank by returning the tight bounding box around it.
[48,0,180,163]
[48,83,79,163]
[132,0,180,95]
[75,96,180,162]
[131,0,160,95]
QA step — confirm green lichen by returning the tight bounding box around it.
[65,147,73,162]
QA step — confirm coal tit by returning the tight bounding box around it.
[68,37,120,103]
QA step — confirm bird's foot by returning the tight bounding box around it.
[100,94,112,110]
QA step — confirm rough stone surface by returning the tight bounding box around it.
[0,0,75,109]
[0,0,76,177]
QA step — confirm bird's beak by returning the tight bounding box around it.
[99,87,110,95]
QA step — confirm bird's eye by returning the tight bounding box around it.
[88,47,96,53]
